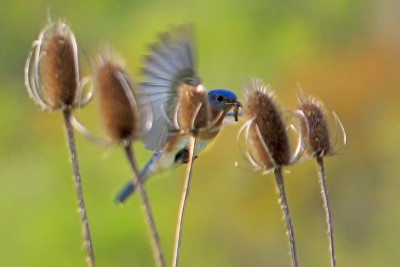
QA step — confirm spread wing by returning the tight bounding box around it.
[138,25,201,151]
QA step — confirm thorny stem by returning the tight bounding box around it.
[274,167,298,267]
[62,109,95,267]
[172,136,196,267]
[123,142,166,267]
[316,156,336,267]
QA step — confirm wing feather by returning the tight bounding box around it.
[139,25,201,151]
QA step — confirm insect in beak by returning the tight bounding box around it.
[233,101,242,121]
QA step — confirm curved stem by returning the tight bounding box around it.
[274,167,298,267]
[316,156,336,267]
[172,136,196,267]
[63,109,95,267]
[123,143,166,267]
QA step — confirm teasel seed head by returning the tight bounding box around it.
[177,84,210,136]
[241,79,291,170]
[96,50,140,143]
[45,30,77,108]
[298,96,331,157]
[24,18,91,111]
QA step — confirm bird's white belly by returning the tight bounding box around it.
[152,138,210,174]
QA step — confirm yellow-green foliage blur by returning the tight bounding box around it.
[1,0,399,266]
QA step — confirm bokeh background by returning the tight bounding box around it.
[1,0,400,266]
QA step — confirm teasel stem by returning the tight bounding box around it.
[240,79,299,266]
[297,92,339,267]
[123,142,166,267]
[274,167,298,267]
[62,108,95,267]
[316,155,336,267]
[172,136,196,267]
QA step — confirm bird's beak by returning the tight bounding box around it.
[225,99,242,107]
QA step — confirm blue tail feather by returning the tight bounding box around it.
[114,181,135,204]
[114,152,162,204]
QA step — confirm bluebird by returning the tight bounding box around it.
[115,25,241,203]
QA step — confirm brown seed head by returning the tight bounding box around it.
[298,96,331,156]
[96,53,139,143]
[177,84,210,136]
[243,79,290,169]
[44,25,78,108]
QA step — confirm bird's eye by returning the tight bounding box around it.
[216,95,224,102]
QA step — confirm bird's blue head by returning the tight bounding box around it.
[208,89,241,111]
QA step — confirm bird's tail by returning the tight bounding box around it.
[114,152,160,204]
[114,181,136,204]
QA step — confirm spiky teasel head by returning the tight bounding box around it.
[95,49,140,144]
[240,79,291,170]
[177,84,210,137]
[44,26,77,108]
[24,17,92,111]
[297,93,347,158]
[298,96,331,157]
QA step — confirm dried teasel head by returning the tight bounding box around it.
[298,96,331,157]
[239,79,291,170]
[297,94,346,158]
[24,17,92,111]
[176,84,211,136]
[95,49,141,144]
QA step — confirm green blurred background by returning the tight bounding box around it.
[1,0,400,266]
